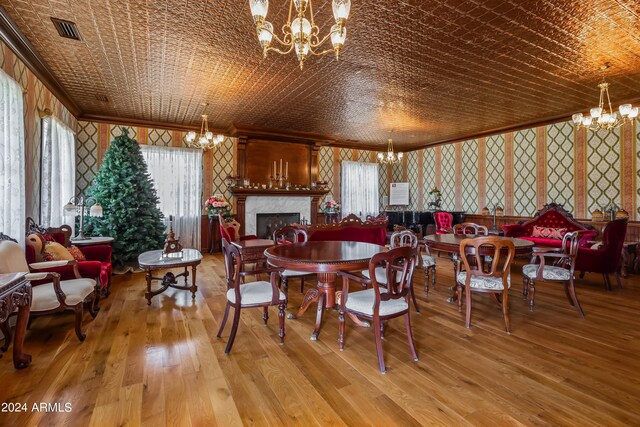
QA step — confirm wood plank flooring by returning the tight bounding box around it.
[1,254,639,426]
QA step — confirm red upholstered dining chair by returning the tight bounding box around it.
[273,226,311,297]
[522,231,585,316]
[434,211,453,234]
[456,236,515,333]
[217,239,286,354]
[336,246,419,373]
[574,219,627,290]
[218,214,257,244]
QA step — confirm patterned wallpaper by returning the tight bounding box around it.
[513,129,537,216]
[440,144,456,211]
[422,148,436,209]
[75,121,235,212]
[486,134,506,209]
[586,128,621,213]
[406,151,420,210]
[461,140,479,213]
[546,122,575,212]
[1,38,76,222]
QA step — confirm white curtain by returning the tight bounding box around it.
[341,160,379,218]
[140,145,202,249]
[0,70,26,246]
[41,116,76,228]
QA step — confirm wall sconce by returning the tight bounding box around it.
[63,195,103,240]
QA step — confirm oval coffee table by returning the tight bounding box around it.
[264,240,386,340]
[138,249,203,305]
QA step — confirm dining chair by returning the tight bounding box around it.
[217,239,286,354]
[273,226,311,297]
[434,211,453,234]
[453,222,489,236]
[456,236,515,333]
[337,246,419,373]
[419,239,437,295]
[361,230,421,313]
[522,231,584,316]
[0,236,98,344]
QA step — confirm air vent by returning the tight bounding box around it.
[50,18,81,41]
[95,94,109,102]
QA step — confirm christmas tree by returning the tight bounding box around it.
[84,128,166,268]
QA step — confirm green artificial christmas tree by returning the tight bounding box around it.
[84,128,166,268]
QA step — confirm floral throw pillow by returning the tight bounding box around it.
[67,245,87,261]
[531,226,567,240]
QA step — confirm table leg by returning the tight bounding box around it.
[621,246,629,278]
[287,288,319,319]
[287,272,337,341]
[190,265,198,299]
[311,292,326,341]
[447,253,460,303]
[145,270,153,305]
[13,301,31,369]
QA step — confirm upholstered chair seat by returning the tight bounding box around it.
[344,287,408,316]
[281,269,309,277]
[457,271,511,290]
[421,255,436,267]
[522,264,571,281]
[361,266,401,284]
[226,281,286,306]
[30,278,95,311]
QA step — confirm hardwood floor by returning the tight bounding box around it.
[1,254,639,426]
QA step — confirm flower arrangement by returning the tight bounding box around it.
[205,194,232,219]
[321,199,341,214]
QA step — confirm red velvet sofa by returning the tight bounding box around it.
[502,204,596,247]
[306,214,387,246]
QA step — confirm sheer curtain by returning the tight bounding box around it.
[0,70,26,246]
[41,116,76,228]
[341,161,379,218]
[140,145,202,249]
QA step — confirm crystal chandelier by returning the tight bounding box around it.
[377,139,403,165]
[572,79,638,131]
[186,114,224,151]
[249,0,350,70]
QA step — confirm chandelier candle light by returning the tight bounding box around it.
[572,79,638,131]
[249,0,351,69]
[377,139,403,165]
[186,114,224,151]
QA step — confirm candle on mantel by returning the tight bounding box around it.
[280,159,283,177]
[273,161,276,176]
[285,161,288,177]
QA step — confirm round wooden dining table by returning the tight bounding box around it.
[424,233,534,302]
[264,241,386,340]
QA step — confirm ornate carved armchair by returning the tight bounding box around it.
[218,214,257,243]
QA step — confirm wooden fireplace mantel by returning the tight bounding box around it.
[230,187,329,235]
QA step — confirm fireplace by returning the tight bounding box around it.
[256,213,300,239]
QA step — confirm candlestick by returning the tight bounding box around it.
[273,161,276,176]
[285,161,288,178]
[280,159,283,177]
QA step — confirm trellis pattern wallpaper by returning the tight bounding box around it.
[513,129,537,216]
[440,144,456,211]
[318,146,334,203]
[406,151,420,210]
[546,122,575,212]
[485,134,506,209]
[422,148,436,209]
[461,140,479,213]
[586,128,621,213]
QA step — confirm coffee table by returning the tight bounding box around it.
[264,241,386,340]
[138,249,202,305]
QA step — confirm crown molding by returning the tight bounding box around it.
[0,6,80,116]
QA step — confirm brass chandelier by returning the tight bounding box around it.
[377,139,403,165]
[186,114,224,151]
[249,0,350,69]
[572,79,638,131]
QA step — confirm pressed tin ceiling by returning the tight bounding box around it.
[2,0,640,149]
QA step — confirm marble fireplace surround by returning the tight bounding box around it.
[230,188,329,236]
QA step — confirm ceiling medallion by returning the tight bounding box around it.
[249,0,350,70]
[377,139,403,165]
[186,114,224,151]
[572,78,638,131]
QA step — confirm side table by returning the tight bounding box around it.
[138,249,203,305]
[208,216,222,254]
[0,272,32,369]
[71,236,114,246]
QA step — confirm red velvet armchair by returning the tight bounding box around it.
[218,214,257,242]
[574,219,627,290]
[25,217,112,295]
[502,204,596,248]
[434,211,453,234]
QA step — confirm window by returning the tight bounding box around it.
[41,116,76,228]
[340,160,379,217]
[0,70,25,245]
[140,145,203,249]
